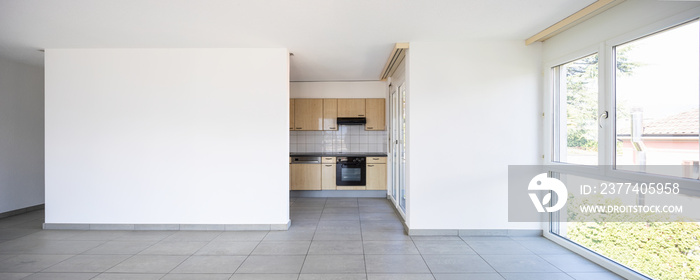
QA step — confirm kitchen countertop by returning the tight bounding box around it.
[290,153,387,157]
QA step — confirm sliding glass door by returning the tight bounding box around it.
[391,82,407,213]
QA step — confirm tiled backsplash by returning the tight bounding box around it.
[290,125,387,153]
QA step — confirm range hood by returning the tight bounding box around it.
[337,117,366,125]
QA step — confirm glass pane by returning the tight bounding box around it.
[399,84,407,211]
[554,54,599,165]
[615,20,700,179]
[552,173,700,280]
[341,168,361,181]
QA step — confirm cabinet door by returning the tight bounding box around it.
[290,99,295,130]
[365,98,386,131]
[294,99,323,131]
[323,99,338,131]
[338,99,366,118]
[366,163,387,190]
[321,164,336,190]
[290,164,321,190]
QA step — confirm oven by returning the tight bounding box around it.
[336,157,366,186]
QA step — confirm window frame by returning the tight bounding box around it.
[542,9,700,280]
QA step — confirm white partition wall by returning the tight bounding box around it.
[406,41,542,234]
[44,49,290,229]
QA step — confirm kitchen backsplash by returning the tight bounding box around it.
[290,125,388,153]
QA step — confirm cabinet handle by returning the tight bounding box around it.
[358,115,365,117]
[329,127,336,129]
[325,164,332,167]
[368,164,374,167]
[372,158,379,160]
[367,127,373,129]
[296,127,302,129]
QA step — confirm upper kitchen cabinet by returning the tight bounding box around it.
[289,99,295,130]
[294,99,323,131]
[365,98,386,131]
[338,99,366,118]
[323,99,338,131]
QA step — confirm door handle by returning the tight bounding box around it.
[598,111,608,128]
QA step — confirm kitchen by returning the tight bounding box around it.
[289,81,390,197]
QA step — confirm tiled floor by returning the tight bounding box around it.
[0,198,624,280]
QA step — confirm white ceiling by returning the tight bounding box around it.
[0,0,594,81]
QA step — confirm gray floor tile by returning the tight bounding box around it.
[43,255,130,273]
[368,275,435,280]
[263,231,315,241]
[411,236,463,241]
[214,232,268,242]
[20,272,98,280]
[365,254,430,274]
[322,208,360,215]
[195,241,259,256]
[512,237,573,255]
[294,213,323,220]
[423,255,495,273]
[316,220,361,233]
[230,274,299,280]
[299,274,367,280]
[236,255,306,273]
[23,240,104,254]
[162,231,222,242]
[64,231,129,241]
[361,230,411,241]
[313,232,363,241]
[324,201,359,208]
[92,273,165,280]
[171,256,246,273]
[539,254,609,273]
[15,230,81,241]
[115,231,175,241]
[433,273,504,280]
[107,255,188,273]
[139,241,207,255]
[413,240,476,255]
[465,240,533,255]
[82,240,156,255]
[362,240,419,254]
[500,272,574,280]
[359,206,396,213]
[308,240,363,254]
[0,254,72,273]
[161,274,232,280]
[0,273,31,280]
[567,272,625,280]
[252,241,311,255]
[481,255,560,273]
[359,212,398,221]
[361,221,404,232]
[301,255,366,274]
[320,213,361,221]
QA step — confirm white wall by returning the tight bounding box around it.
[0,57,45,214]
[407,41,542,230]
[45,48,290,225]
[290,81,386,99]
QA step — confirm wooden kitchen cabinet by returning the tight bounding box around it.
[290,164,321,190]
[366,162,387,190]
[294,99,323,131]
[321,163,336,190]
[323,99,338,131]
[289,99,295,130]
[338,99,366,118]
[365,98,385,131]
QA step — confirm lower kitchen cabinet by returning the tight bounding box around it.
[321,163,336,190]
[290,164,321,190]
[366,163,387,190]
